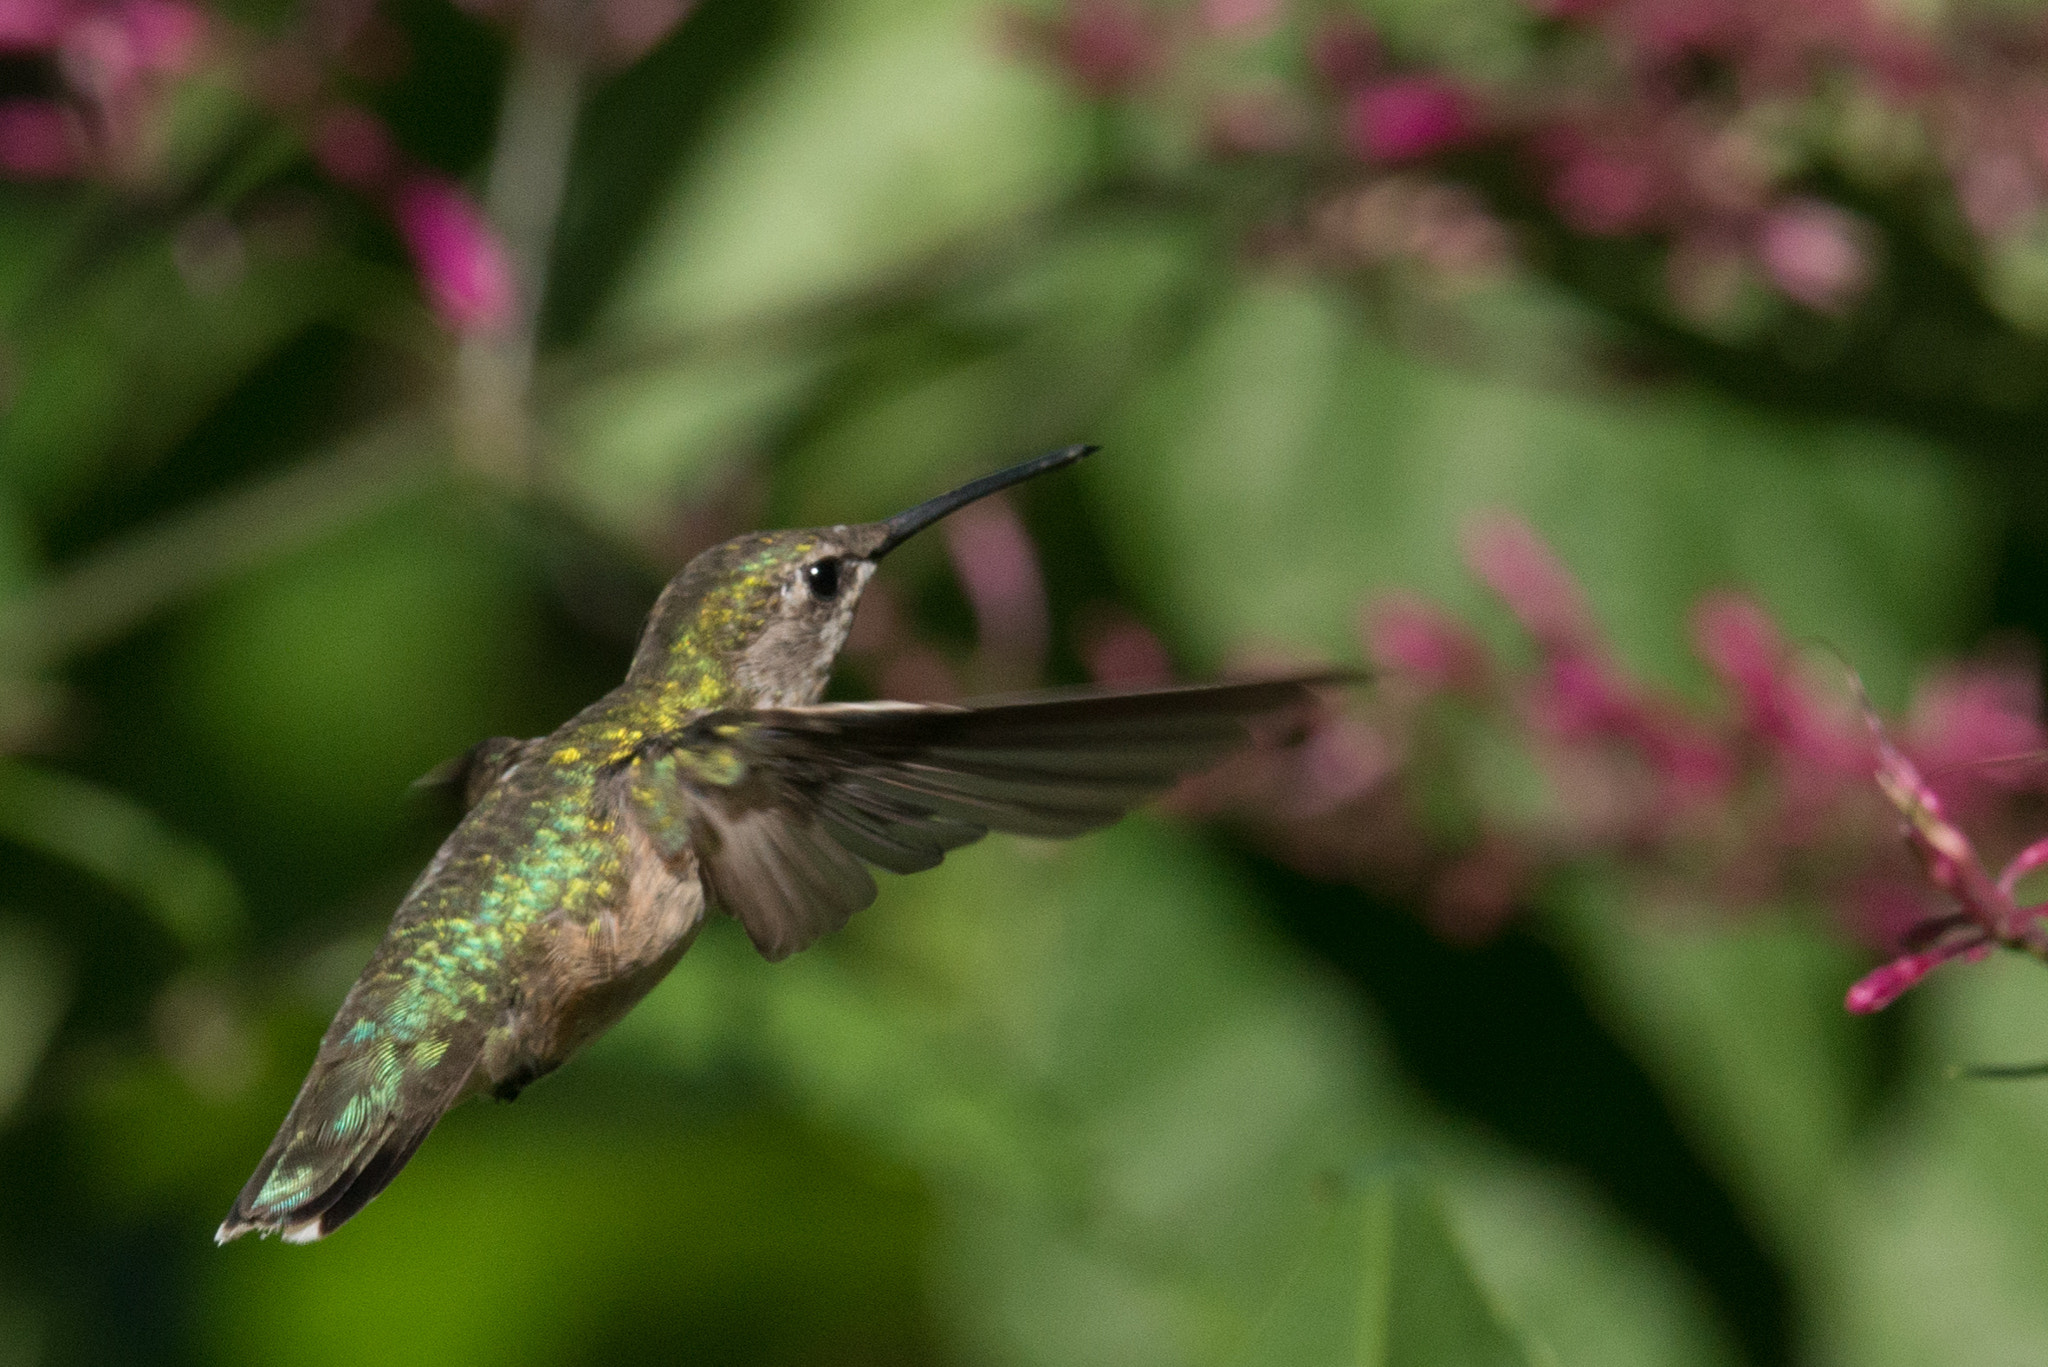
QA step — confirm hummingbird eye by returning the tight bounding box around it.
[804,557,842,601]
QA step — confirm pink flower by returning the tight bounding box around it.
[117,0,202,73]
[941,494,1050,682]
[391,176,514,334]
[1907,661,2047,798]
[1548,144,1662,235]
[311,104,395,191]
[1756,199,1872,313]
[1846,946,1961,1013]
[1344,77,1474,164]
[1365,593,1489,695]
[0,0,70,50]
[1081,610,1173,687]
[0,99,79,177]
[1692,591,1860,774]
[1845,702,2048,1014]
[1046,0,1161,98]
[1459,512,1596,651]
[1199,0,1278,36]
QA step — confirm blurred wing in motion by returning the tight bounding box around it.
[616,674,1348,961]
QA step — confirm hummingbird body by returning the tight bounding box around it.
[220,448,1344,1244]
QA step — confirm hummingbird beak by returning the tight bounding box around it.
[866,444,1098,560]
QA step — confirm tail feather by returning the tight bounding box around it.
[217,1019,481,1244]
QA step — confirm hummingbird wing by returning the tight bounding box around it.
[616,674,1344,961]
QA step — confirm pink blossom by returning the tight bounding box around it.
[1907,661,2047,805]
[1693,593,1781,715]
[0,0,69,50]
[1199,0,1277,37]
[1045,0,1162,98]
[311,104,395,191]
[1998,833,2048,901]
[59,12,139,99]
[1366,593,1489,695]
[941,494,1050,682]
[1756,199,1872,313]
[1344,77,1474,164]
[1548,144,1662,235]
[1691,592,1860,773]
[391,176,514,334]
[0,99,79,177]
[1081,611,1174,687]
[117,0,202,72]
[1845,946,1959,1013]
[1459,512,1596,650]
[1612,0,1745,65]
[1530,652,1634,737]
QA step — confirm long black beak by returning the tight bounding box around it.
[869,444,1098,559]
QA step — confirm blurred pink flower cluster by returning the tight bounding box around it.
[0,0,732,334]
[0,0,206,177]
[1187,512,2048,1010]
[1021,0,2048,329]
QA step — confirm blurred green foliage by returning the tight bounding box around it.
[6,1,2048,1365]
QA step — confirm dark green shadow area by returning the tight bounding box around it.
[1238,847,1794,1367]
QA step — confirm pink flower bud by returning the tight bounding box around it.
[311,104,395,191]
[391,176,515,334]
[1343,77,1474,164]
[1693,592,1781,708]
[1845,948,1948,1013]
[1756,199,1872,313]
[0,99,79,177]
[1365,593,1490,694]
[1460,512,1595,650]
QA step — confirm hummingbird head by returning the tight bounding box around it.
[629,444,1097,705]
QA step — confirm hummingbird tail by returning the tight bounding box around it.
[217,1024,480,1244]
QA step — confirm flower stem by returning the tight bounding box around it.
[456,28,585,483]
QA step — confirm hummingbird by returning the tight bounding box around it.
[218,444,1344,1244]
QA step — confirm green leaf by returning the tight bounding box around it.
[0,918,68,1124]
[1237,1163,1536,1367]
[611,0,1087,334]
[1097,275,1989,700]
[1542,879,1868,1264]
[1816,953,2048,1366]
[0,761,242,953]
